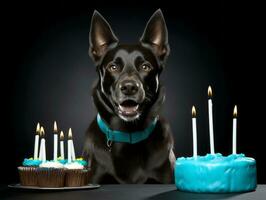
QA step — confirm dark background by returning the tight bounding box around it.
[1,1,265,184]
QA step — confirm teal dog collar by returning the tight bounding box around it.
[97,114,158,144]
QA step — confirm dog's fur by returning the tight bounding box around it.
[83,9,175,183]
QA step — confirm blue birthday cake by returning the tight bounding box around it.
[175,153,257,193]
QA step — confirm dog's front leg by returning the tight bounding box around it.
[152,149,175,183]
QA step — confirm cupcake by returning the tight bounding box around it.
[18,158,41,186]
[64,159,89,187]
[37,161,65,187]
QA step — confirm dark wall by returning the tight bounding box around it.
[2,1,265,184]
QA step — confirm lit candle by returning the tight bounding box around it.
[53,121,58,161]
[34,122,40,160]
[232,105,238,154]
[39,126,46,162]
[60,131,65,159]
[208,86,215,154]
[68,129,72,163]
[38,127,43,160]
[192,106,198,157]
[69,128,76,161]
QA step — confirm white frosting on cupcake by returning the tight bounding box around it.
[39,161,64,168]
[64,162,84,169]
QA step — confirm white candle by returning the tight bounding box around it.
[53,121,58,161]
[38,127,43,160]
[208,86,215,154]
[192,106,198,157]
[68,129,72,163]
[232,105,237,154]
[60,131,65,159]
[68,128,76,161]
[38,139,43,161]
[71,140,76,161]
[39,126,46,162]
[34,123,40,160]
[43,138,46,162]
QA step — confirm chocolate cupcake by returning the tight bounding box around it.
[64,159,89,187]
[37,161,65,187]
[18,158,41,186]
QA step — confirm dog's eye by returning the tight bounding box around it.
[141,64,152,72]
[108,64,119,72]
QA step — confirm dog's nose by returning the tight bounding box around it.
[119,80,139,95]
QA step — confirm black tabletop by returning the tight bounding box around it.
[1,184,265,200]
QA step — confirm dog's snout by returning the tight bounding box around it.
[119,80,139,95]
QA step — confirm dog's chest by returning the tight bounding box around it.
[105,141,168,183]
[109,143,150,182]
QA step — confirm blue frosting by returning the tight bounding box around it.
[58,159,68,164]
[175,153,257,193]
[75,160,88,166]
[22,158,42,167]
[58,159,88,166]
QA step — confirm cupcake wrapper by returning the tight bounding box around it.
[18,167,38,186]
[65,169,89,187]
[37,168,65,187]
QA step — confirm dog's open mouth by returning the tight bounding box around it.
[118,100,139,117]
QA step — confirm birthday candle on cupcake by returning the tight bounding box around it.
[68,129,72,163]
[208,86,215,154]
[42,127,46,162]
[38,127,43,160]
[232,105,238,154]
[60,131,65,160]
[34,123,40,160]
[53,121,58,161]
[69,128,76,161]
[39,126,46,162]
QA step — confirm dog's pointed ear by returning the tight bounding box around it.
[140,9,170,62]
[89,10,118,62]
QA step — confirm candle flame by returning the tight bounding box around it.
[192,106,196,117]
[208,86,213,98]
[36,122,40,134]
[233,105,237,118]
[40,126,45,136]
[60,131,64,140]
[54,121,58,133]
[68,128,72,139]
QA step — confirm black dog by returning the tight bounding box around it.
[83,9,175,183]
